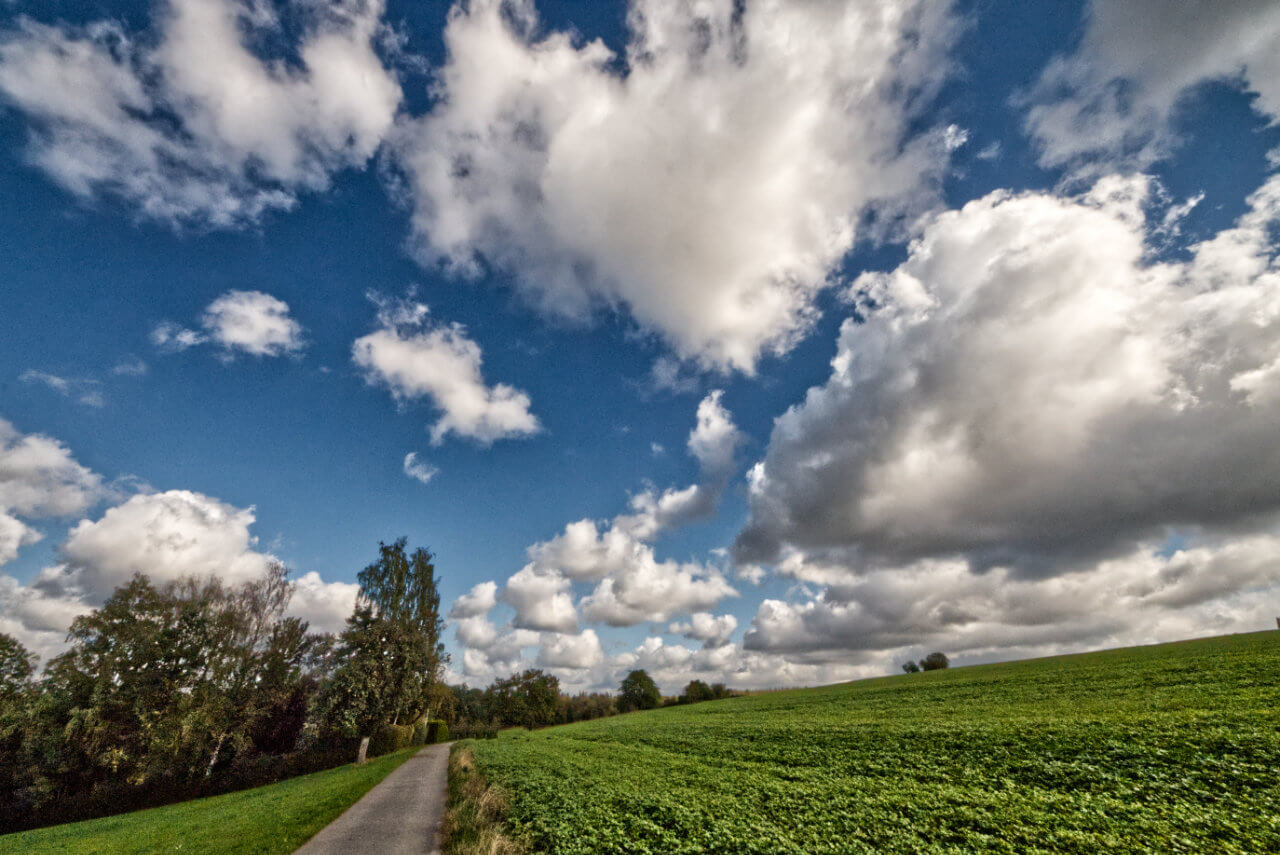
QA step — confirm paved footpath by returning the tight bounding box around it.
[295,743,451,855]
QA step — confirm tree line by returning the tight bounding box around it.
[0,538,446,833]
[442,668,737,736]
[0,536,743,833]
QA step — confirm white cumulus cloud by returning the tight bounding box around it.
[352,297,540,445]
[1026,0,1280,169]
[201,290,305,357]
[154,289,304,358]
[500,566,577,633]
[394,0,959,371]
[737,174,1280,575]
[0,0,401,228]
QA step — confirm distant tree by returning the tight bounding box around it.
[709,682,733,700]
[488,669,560,728]
[681,679,714,704]
[902,661,921,674]
[919,652,950,671]
[619,669,661,712]
[558,692,617,723]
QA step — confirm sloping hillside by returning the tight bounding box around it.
[464,632,1280,853]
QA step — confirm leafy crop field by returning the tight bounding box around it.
[464,632,1280,853]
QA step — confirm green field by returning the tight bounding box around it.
[0,747,418,855]
[464,632,1280,853]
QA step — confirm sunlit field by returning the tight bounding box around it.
[464,633,1280,853]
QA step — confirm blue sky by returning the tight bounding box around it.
[2,0,1279,692]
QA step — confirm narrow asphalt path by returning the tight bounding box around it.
[295,743,451,855]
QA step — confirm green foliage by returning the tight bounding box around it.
[0,632,35,703]
[462,632,1280,853]
[369,723,415,757]
[558,692,616,723]
[318,539,446,740]
[487,670,561,729]
[2,536,449,833]
[680,680,714,704]
[618,669,660,712]
[919,651,950,671]
[6,565,333,830]
[0,747,419,854]
[902,661,921,674]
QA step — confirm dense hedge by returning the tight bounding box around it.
[370,723,416,757]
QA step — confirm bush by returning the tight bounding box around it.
[414,719,450,744]
[452,722,498,740]
[369,723,415,757]
[902,661,921,674]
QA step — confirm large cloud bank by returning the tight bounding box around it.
[734,173,1280,664]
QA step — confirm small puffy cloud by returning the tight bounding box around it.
[450,580,498,618]
[402,452,438,485]
[0,0,401,227]
[352,297,540,445]
[1026,0,1280,169]
[500,566,577,633]
[201,290,305,357]
[394,0,959,371]
[669,612,737,648]
[289,570,358,635]
[538,628,603,670]
[687,390,743,477]
[737,174,1280,575]
[154,290,304,358]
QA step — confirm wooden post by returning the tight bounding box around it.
[356,736,370,765]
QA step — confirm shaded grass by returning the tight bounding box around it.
[464,631,1280,853]
[0,747,420,855]
[441,746,524,855]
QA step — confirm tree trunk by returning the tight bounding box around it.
[205,732,226,778]
[356,735,370,765]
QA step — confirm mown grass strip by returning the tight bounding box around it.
[441,746,524,855]
[0,747,420,855]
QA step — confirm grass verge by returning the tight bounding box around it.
[0,747,420,855]
[441,746,524,855]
